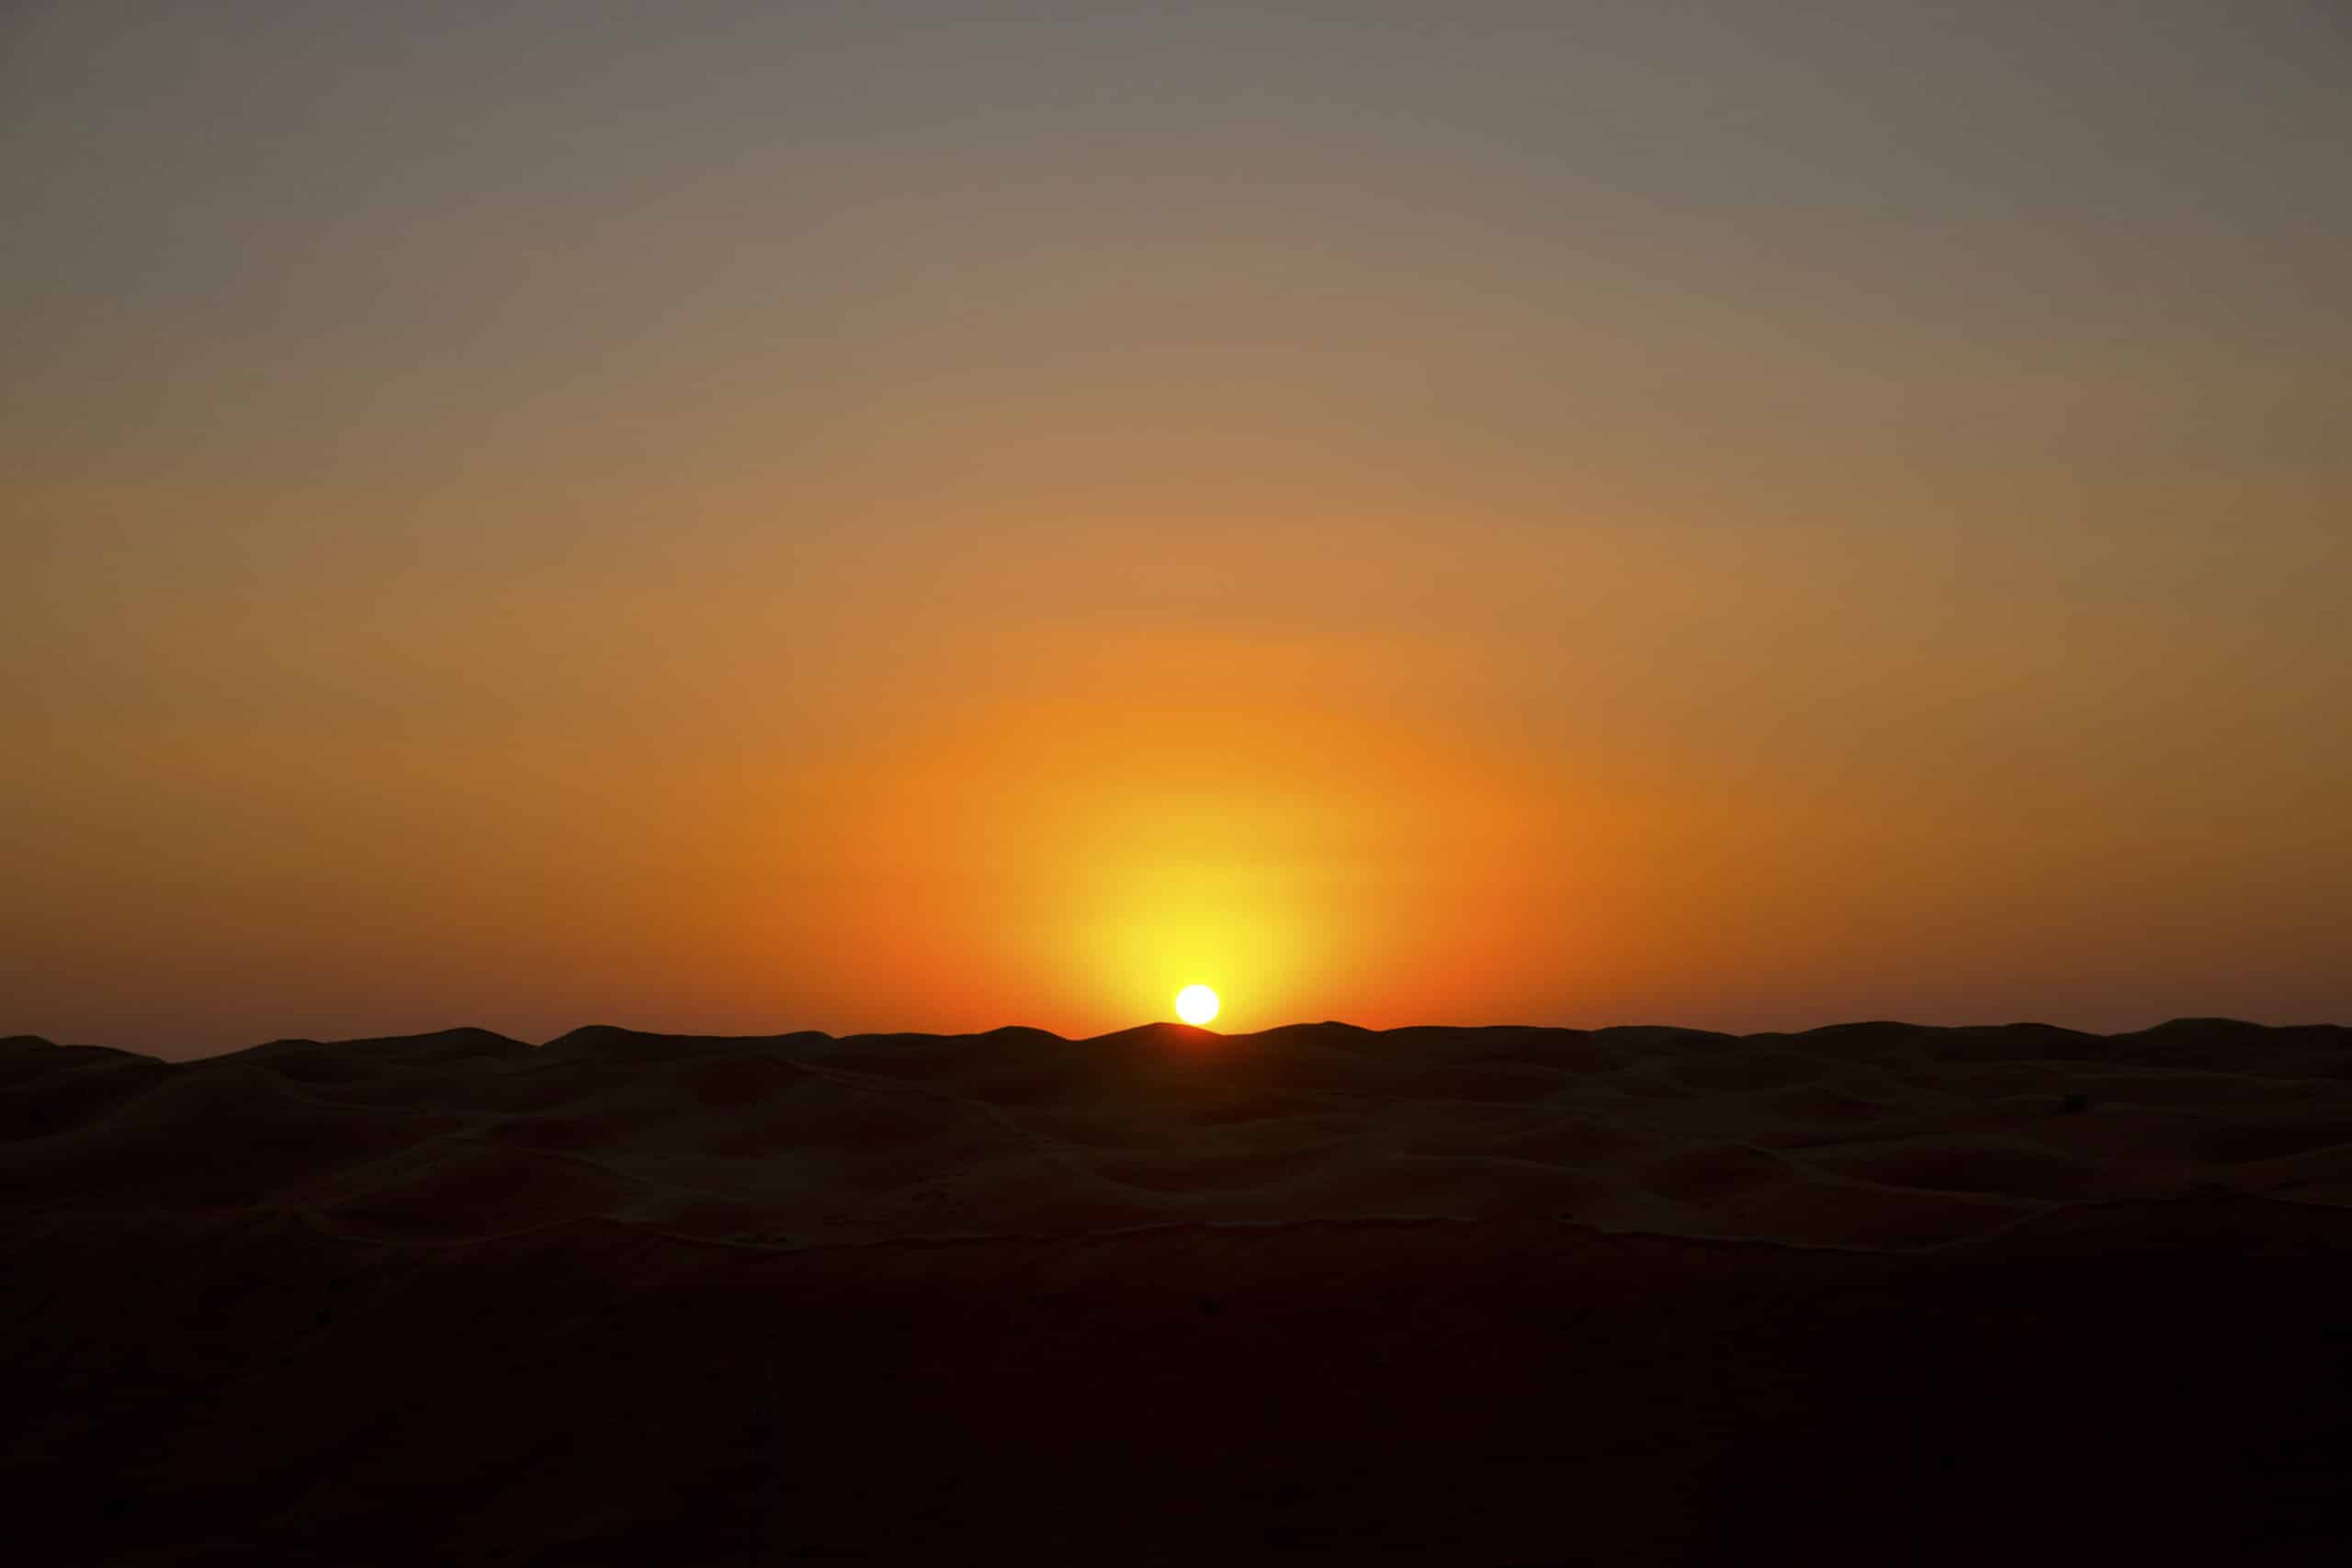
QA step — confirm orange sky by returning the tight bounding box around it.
[5,2,2348,1054]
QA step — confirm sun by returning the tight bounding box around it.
[1174,984,1220,1027]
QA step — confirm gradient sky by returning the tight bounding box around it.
[6,1,2348,1055]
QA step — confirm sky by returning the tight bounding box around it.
[5,0,2348,1055]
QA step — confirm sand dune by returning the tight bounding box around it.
[7,1020,2351,1563]
[7,1019,2349,1251]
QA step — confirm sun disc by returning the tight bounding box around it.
[1174,984,1220,1026]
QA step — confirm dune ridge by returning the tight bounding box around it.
[7,1018,2348,1254]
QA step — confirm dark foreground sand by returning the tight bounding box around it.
[6,1020,2349,1562]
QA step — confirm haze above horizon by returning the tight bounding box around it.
[5,1,2347,1052]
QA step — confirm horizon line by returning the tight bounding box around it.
[10,1012,2342,1063]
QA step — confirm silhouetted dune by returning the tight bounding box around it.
[6,1018,2350,1249]
[0,1037,173,1140]
[6,1019,2350,1562]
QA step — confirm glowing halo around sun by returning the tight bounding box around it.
[1174,985,1220,1027]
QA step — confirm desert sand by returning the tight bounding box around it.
[6,1019,2349,1562]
